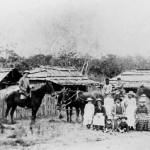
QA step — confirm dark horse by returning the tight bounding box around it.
[5,81,55,127]
[57,89,85,123]
[57,89,104,123]
[136,85,150,99]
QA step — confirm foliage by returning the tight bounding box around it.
[2,49,150,81]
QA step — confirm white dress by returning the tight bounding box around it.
[124,98,137,127]
[83,103,95,125]
[104,97,114,118]
[93,113,105,126]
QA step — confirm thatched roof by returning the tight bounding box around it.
[28,66,99,86]
[110,69,150,88]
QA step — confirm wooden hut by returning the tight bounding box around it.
[110,69,150,92]
[0,68,22,90]
[28,66,99,91]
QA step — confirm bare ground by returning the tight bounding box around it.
[0,115,150,150]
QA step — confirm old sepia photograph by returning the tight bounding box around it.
[0,0,150,150]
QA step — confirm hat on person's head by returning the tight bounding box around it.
[140,94,147,97]
[96,98,102,102]
[107,116,112,121]
[120,116,127,120]
[128,91,135,96]
[86,97,93,101]
[117,77,121,81]
[96,98,102,101]
[139,94,147,103]
[114,96,122,102]
[23,70,30,74]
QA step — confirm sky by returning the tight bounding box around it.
[0,0,150,58]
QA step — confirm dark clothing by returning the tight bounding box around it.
[118,121,129,132]
[116,105,123,115]
[135,105,148,115]
[112,104,125,116]
[135,105,150,131]
[94,106,106,117]
[105,123,113,130]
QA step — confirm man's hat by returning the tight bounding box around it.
[114,95,122,102]
[117,77,121,80]
[120,116,127,120]
[86,97,93,101]
[23,70,30,74]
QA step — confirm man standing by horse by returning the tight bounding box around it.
[19,70,31,108]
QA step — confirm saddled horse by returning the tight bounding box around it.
[58,89,104,123]
[4,81,55,128]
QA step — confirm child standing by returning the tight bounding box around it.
[83,97,95,129]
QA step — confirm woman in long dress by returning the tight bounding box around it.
[93,98,106,130]
[135,94,150,131]
[124,91,137,130]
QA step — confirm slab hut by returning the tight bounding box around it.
[110,69,150,93]
[28,66,99,91]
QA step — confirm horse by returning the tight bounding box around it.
[77,90,104,105]
[4,81,55,128]
[60,89,85,123]
[136,85,150,99]
[58,89,104,123]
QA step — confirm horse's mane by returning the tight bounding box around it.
[32,84,46,95]
[142,86,150,90]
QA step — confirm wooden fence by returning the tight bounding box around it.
[0,85,58,119]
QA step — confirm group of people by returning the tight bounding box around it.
[83,78,150,133]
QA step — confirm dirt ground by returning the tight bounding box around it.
[0,113,150,150]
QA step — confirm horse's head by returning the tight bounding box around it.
[61,88,71,104]
[45,81,55,97]
[136,85,145,98]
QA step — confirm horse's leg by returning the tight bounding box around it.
[70,107,72,123]
[81,107,84,123]
[66,106,69,122]
[76,107,80,123]
[10,105,17,124]
[5,105,11,121]
[30,107,39,133]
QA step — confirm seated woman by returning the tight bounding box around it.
[93,98,106,131]
[111,96,125,131]
[135,94,150,131]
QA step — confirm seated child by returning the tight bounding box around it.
[104,118,113,133]
[117,117,129,133]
